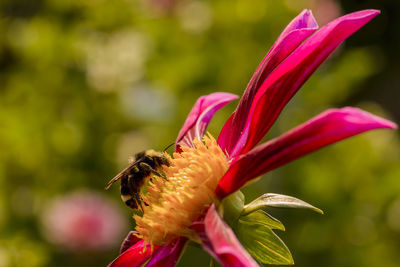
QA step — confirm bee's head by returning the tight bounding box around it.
[156,152,171,167]
[145,149,171,167]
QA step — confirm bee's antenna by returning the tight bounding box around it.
[163,142,175,152]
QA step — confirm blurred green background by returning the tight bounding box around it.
[0,0,399,266]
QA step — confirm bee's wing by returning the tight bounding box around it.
[104,172,125,190]
[104,159,140,190]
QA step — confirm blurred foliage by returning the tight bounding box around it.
[0,0,399,266]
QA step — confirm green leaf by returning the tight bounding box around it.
[240,210,285,231]
[242,193,323,215]
[237,219,294,265]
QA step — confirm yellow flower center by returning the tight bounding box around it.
[134,134,228,245]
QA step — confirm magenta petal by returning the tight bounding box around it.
[216,107,397,199]
[230,10,380,157]
[146,237,187,267]
[195,204,258,267]
[176,92,238,150]
[110,236,187,267]
[108,240,157,267]
[218,9,318,157]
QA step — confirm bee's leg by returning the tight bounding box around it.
[135,194,145,212]
[157,171,168,180]
[140,195,149,206]
[139,162,167,180]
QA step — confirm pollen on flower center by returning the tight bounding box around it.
[134,134,228,245]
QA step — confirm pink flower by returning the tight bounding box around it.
[109,9,397,267]
[41,191,127,252]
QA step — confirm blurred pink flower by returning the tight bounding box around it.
[109,9,397,267]
[42,191,127,252]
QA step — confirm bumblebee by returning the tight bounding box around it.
[105,149,171,211]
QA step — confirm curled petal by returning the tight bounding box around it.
[194,204,259,267]
[216,107,397,199]
[176,92,238,150]
[108,240,157,267]
[146,238,187,267]
[218,9,318,157]
[120,231,142,254]
[109,237,186,267]
[228,10,380,157]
